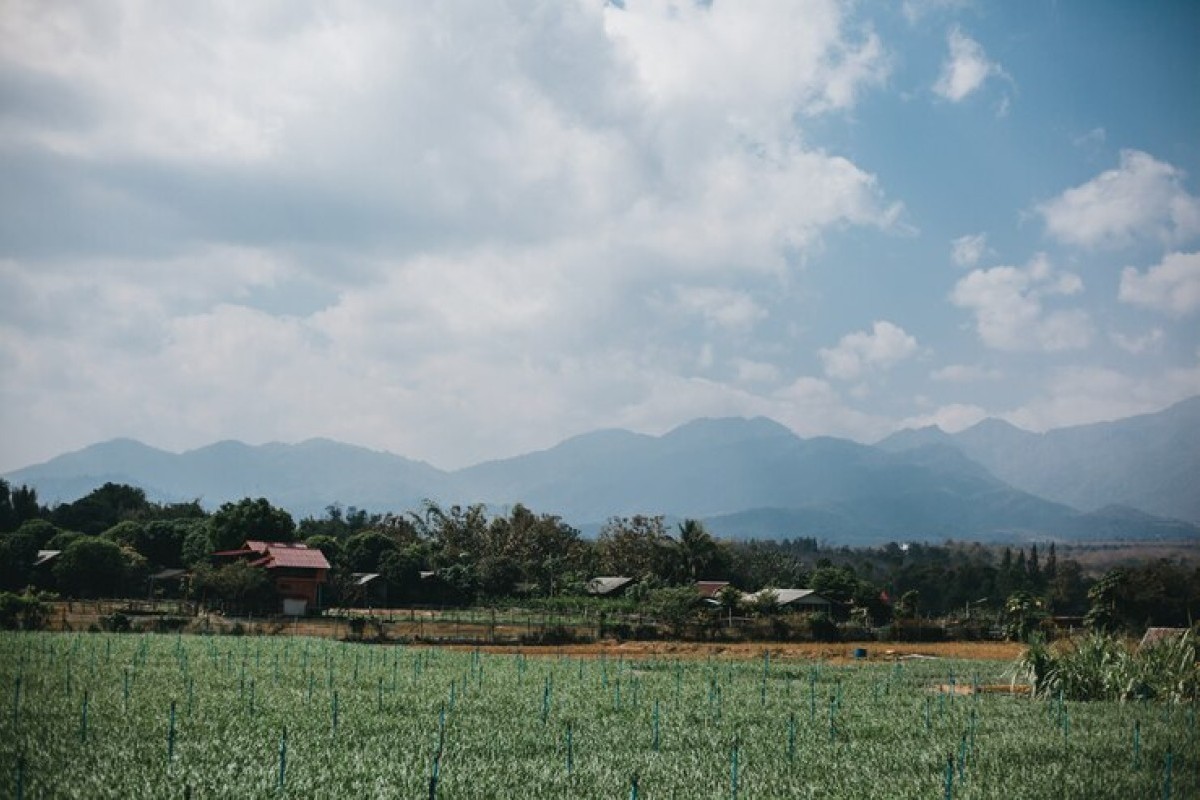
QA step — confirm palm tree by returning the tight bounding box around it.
[677,519,718,581]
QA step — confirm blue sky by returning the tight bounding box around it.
[1,0,1198,473]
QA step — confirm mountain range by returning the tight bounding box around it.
[6,396,1200,544]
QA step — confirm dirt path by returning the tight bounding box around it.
[437,639,1025,663]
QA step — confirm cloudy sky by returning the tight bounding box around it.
[2,0,1199,473]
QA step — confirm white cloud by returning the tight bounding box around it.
[732,359,782,385]
[1038,150,1200,249]
[820,321,918,381]
[1110,328,1164,355]
[933,27,1004,102]
[951,233,989,267]
[1118,251,1200,316]
[950,255,1091,351]
[896,403,988,433]
[1006,364,1200,432]
[0,1,911,472]
[669,286,767,331]
[930,364,1002,382]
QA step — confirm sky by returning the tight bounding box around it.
[1,0,1199,473]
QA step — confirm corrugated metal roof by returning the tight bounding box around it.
[586,576,635,595]
[221,541,331,570]
[742,588,829,606]
[261,544,330,570]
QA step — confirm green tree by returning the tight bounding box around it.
[750,588,781,617]
[379,545,424,603]
[208,498,295,552]
[0,481,44,533]
[1084,569,1126,633]
[0,534,39,591]
[676,519,722,581]
[895,589,920,620]
[53,537,132,598]
[192,562,277,612]
[1003,591,1045,641]
[339,531,398,573]
[304,535,341,565]
[597,515,678,581]
[51,483,150,535]
[648,585,700,635]
[13,519,60,549]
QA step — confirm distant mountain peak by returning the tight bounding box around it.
[663,415,797,443]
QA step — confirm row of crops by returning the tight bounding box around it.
[0,632,1195,798]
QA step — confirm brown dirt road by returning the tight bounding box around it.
[438,640,1025,663]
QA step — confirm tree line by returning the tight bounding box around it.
[1,479,1197,635]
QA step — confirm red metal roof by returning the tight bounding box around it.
[262,545,330,570]
[215,541,330,570]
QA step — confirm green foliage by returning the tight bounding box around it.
[51,482,150,536]
[102,519,194,568]
[0,534,39,591]
[208,498,296,552]
[750,588,781,616]
[52,536,133,598]
[1003,591,1046,642]
[191,561,278,613]
[807,611,839,642]
[0,480,44,533]
[1015,630,1199,702]
[0,591,50,630]
[13,518,60,548]
[646,585,700,633]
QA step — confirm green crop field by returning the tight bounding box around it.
[0,633,1194,798]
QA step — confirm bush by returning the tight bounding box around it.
[807,611,839,642]
[100,612,131,632]
[1014,630,1198,702]
[0,591,50,630]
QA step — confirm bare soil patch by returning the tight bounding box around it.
[437,639,1025,663]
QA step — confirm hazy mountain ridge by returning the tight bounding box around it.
[6,398,1199,542]
[878,396,1200,523]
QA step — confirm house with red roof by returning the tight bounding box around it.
[212,540,331,615]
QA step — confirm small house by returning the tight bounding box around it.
[742,588,832,612]
[212,540,331,615]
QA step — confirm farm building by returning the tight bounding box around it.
[212,540,331,615]
[585,576,637,597]
[741,588,832,612]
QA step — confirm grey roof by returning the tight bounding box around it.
[34,550,61,567]
[585,576,636,596]
[150,568,188,581]
[742,588,830,606]
[352,572,382,585]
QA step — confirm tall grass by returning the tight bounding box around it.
[1016,630,1198,702]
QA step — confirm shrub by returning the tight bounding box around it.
[100,612,131,633]
[1014,630,1198,702]
[0,591,50,630]
[807,611,839,642]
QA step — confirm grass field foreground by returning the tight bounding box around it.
[0,632,1195,798]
